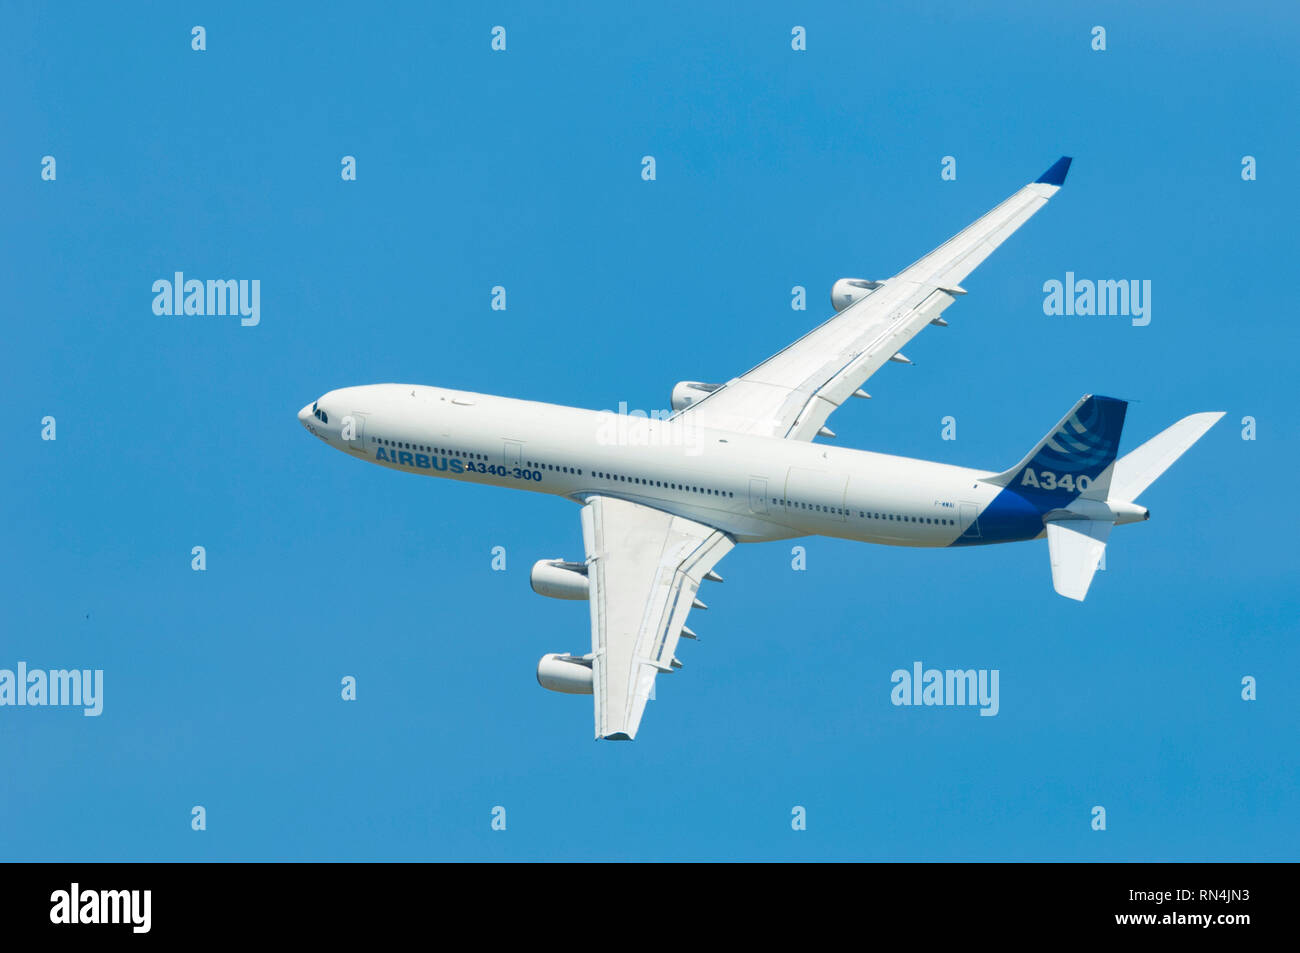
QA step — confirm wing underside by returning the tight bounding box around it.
[680,159,1071,441]
[580,496,733,740]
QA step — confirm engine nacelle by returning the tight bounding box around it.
[530,559,589,600]
[831,278,885,313]
[537,653,594,694]
[670,381,722,411]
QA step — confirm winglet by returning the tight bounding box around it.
[1035,156,1072,186]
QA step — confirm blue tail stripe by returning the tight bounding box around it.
[951,395,1128,546]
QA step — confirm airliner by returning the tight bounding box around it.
[298,157,1222,740]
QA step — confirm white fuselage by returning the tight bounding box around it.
[299,384,1017,547]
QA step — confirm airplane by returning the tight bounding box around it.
[298,156,1222,741]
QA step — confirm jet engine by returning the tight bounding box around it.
[537,653,593,694]
[670,381,722,411]
[831,278,885,312]
[530,559,589,600]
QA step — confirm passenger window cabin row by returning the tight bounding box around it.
[369,439,955,524]
[591,471,735,498]
[374,436,486,461]
[770,497,955,525]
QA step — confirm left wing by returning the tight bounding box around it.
[580,496,733,740]
[680,156,1073,440]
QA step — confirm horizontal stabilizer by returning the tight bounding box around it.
[1046,518,1113,601]
[1107,412,1225,503]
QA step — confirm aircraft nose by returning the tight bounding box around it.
[298,403,313,426]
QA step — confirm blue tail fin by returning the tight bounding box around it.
[989,395,1128,508]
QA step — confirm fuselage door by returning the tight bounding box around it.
[748,478,768,515]
[785,467,848,522]
[503,440,523,468]
[344,412,367,454]
[959,501,981,537]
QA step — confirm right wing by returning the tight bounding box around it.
[680,157,1074,441]
[581,495,733,740]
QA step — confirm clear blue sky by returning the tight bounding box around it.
[3,1,1296,860]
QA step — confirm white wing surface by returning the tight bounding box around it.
[682,157,1073,440]
[580,496,733,740]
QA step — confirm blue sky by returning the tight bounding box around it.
[2,0,1296,860]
